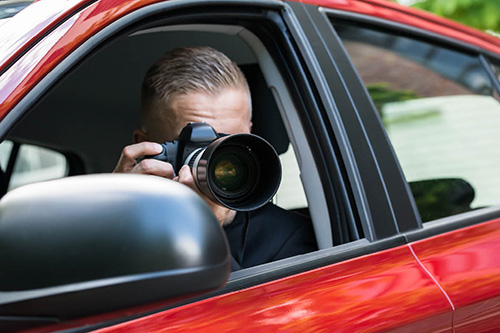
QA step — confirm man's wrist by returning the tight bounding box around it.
[211,204,236,227]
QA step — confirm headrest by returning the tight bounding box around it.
[240,64,290,155]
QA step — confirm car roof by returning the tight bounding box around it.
[2,0,500,68]
[303,0,500,54]
[0,0,90,72]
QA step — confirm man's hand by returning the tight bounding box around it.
[113,142,174,178]
[114,143,236,226]
[178,165,236,226]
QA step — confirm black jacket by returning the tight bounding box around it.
[224,203,317,270]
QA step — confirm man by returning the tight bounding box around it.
[114,46,316,270]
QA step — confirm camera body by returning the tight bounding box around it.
[144,122,281,211]
[150,122,222,174]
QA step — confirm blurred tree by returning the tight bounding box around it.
[367,83,420,115]
[411,0,500,33]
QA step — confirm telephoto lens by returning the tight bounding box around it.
[190,133,281,211]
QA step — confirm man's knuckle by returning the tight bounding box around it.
[139,159,155,173]
[122,146,134,158]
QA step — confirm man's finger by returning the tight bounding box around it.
[132,159,174,178]
[178,165,204,195]
[113,142,163,173]
[178,165,196,188]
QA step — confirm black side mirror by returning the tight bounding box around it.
[0,174,230,330]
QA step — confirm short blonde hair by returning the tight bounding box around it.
[140,46,250,129]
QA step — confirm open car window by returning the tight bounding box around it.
[5,16,342,263]
[332,20,500,222]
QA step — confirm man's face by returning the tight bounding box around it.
[148,88,252,143]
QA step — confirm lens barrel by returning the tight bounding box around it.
[190,134,281,211]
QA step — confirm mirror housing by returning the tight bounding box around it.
[0,174,230,326]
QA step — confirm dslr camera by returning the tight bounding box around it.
[143,122,281,211]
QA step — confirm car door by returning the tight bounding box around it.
[300,1,500,331]
[0,0,455,331]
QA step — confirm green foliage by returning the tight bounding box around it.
[367,83,420,114]
[409,178,474,222]
[412,0,500,32]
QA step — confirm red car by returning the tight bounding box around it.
[1,0,500,331]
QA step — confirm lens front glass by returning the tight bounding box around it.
[198,134,280,210]
[211,152,250,193]
[208,143,259,200]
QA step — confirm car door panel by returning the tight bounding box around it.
[306,2,500,330]
[94,246,452,332]
[409,218,500,332]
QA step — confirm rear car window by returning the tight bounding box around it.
[333,21,500,222]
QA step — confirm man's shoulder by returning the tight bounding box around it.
[252,203,317,261]
[225,202,317,269]
[251,202,311,227]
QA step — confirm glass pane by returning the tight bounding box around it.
[0,140,13,171]
[274,144,308,209]
[10,144,68,190]
[334,21,500,221]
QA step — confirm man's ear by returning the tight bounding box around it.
[249,121,253,133]
[133,128,149,144]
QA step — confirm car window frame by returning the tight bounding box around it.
[0,0,336,245]
[0,0,373,249]
[290,2,419,238]
[1,1,382,248]
[485,55,500,94]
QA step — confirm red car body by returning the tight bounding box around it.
[1,0,500,332]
